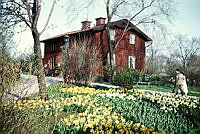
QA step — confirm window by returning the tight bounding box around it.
[130,34,135,44]
[107,53,115,65]
[50,56,56,69]
[128,56,135,69]
[51,44,56,52]
[110,29,115,41]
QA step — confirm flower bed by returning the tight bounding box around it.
[1,85,200,133]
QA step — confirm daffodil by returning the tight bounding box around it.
[140,124,147,132]
[72,120,79,126]
[149,126,155,132]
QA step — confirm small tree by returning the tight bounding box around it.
[2,0,57,99]
[62,37,100,86]
[0,57,21,103]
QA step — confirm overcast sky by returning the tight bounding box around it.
[170,0,200,38]
[13,0,200,56]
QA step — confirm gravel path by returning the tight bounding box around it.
[3,74,63,103]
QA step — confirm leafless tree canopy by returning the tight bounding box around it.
[172,35,200,69]
[62,37,101,86]
[145,34,200,86]
[103,0,178,68]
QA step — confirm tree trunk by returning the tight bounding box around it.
[32,29,48,100]
[106,23,114,67]
[106,0,114,68]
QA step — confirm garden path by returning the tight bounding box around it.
[3,74,63,103]
[3,74,174,103]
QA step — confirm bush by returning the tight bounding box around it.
[112,69,141,89]
[103,65,116,77]
[102,66,116,82]
[62,38,101,86]
[0,100,61,133]
[140,74,151,82]
[0,56,21,102]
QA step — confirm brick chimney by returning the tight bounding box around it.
[95,17,106,26]
[81,21,92,30]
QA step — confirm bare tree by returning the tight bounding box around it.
[145,45,159,74]
[2,0,57,99]
[172,35,200,69]
[104,0,178,69]
[186,55,200,86]
[62,36,100,86]
[167,35,200,86]
[105,0,126,68]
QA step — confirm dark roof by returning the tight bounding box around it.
[111,19,152,42]
[41,19,152,42]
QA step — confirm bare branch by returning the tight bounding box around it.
[135,18,155,26]
[110,0,126,19]
[113,21,130,51]
[130,0,155,21]
[40,0,56,35]
[173,35,200,69]
[22,0,33,24]
[112,0,156,51]
[11,8,31,27]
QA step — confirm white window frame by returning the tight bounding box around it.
[130,34,135,44]
[107,53,115,65]
[110,29,115,41]
[50,56,56,69]
[128,56,135,69]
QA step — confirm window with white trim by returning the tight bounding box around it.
[110,29,115,41]
[130,34,135,44]
[50,56,56,69]
[107,53,115,65]
[128,56,135,69]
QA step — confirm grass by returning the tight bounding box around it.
[189,91,200,97]
[99,81,200,97]
[134,85,172,91]
[133,84,200,97]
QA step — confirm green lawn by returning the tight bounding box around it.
[133,85,200,97]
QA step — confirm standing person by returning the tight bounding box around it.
[174,69,188,96]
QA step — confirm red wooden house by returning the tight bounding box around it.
[41,17,152,78]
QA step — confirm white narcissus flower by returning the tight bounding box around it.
[97,92,138,101]
[97,89,199,112]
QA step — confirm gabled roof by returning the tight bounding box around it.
[111,19,152,42]
[41,19,152,42]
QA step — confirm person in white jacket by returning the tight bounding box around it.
[174,69,188,96]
